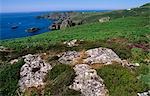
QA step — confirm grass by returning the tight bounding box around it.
[0,16,149,52]
[44,64,81,96]
[97,64,149,96]
[0,60,24,96]
[0,4,149,96]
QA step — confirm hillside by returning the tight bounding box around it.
[0,3,150,96]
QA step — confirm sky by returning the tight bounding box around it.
[0,0,149,13]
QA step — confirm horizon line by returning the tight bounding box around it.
[0,8,127,14]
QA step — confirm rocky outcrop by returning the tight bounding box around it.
[58,47,140,69]
[99,17,110,23]
[60,18,73,29]
[69,64,108,96]
[58,51,80,65]
[83,47,122,65]
[47,12,84,30]
[58,47,122,65]
[0,46,13,52]
[49,18,74,30]
[137,90,150,96]
[18,54,52,92]
[49,23,61,30]
[63,39,83,47]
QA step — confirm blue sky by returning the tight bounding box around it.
[0,0,149,13]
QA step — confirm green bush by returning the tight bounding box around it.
[44,64,81,96]
[0,60,24,96]
[96,64,148,96]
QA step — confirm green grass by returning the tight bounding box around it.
[97,64,149,96]
[44,64,81,96]
[0,16,149,52]
[0,5,149,96]
[0,60,24,96]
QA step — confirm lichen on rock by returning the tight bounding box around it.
[69,64,108,96]
[58,47,122,65]
[18,54,52,92]
[83,47,122,65]
[58,51,80,65]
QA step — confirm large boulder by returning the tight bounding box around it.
[58,47,122,65]
[69,64,108,96]
[18,54,52,92]
[83,47,122,65]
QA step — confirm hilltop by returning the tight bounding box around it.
[0,3,150,96]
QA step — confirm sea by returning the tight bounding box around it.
[0,10,111,40]
[0,12,53,40]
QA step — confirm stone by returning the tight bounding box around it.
[99,17,110,23]
[60,18,72,29]
[121,60,140,67]
[83,47,122,65]
[10,59,19,64]
[58,47,122,65]
[0,46,12,52]
[25,27,40,32]
[69,64,108,96]
[18,54,52,92]
[137,90,150,96]
[58,51,80,65]
[63,39,82,47]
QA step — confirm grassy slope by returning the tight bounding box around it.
[0,16,149,51]
[0,3,150,96]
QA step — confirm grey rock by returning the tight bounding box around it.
[0,46,12,52]
[83,47,122,65]
[58,47,122,65]
[121,60,140,67]
[58,51,80,64]
[69,64,108,96]
[137,90,150,96]
[60,18,72,29]
[99,17,110,23]
[10,59,19,64]
[18,54,52,92]
[25,27,40,32]
[63,39,82,47]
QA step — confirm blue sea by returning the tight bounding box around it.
[0,12,53,40]
[0,10,111,40]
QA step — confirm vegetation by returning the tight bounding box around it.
[0,60,24,96]
[97,64,148,96]
[0,3,149,96]
[0,16,149,52]
[44,64,81,96]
